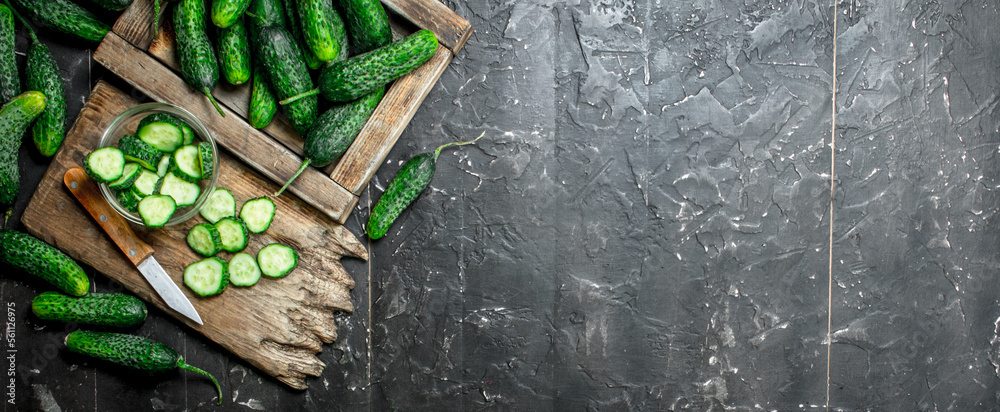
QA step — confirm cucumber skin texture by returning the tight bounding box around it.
[173,0,220,96]
[296,0,346,62]
[248,65,277,129]
[304,87,384,167]
[253,24,317,134]
[65,330,181,372]
[0,91,46,207]
[247,0,286,28]
[367,152,435,240]
[339,0,391,53]
[0,229,89,296]
[32,292,147,327]
[0,5,20,104]
[211,0,251,28]
[217,18,251,85]
[119,135,163,171]
[9,0,110,43]
[319,29,438,102]
[27,41,67,157]
[280,0,321,69]
[84,0,133,11]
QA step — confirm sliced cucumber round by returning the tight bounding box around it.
[183,257,228,297]
[118,135,163,171]
[171,145,203,182]
[199,188,236,224]
[186,223,222,257]
[131,169,160,197]
[158,172,201,207]
[108,163,142,190]
[114,188,140,213]
[198,141,214,180]
[83,147,126,183]
[239,197,275,233]
[180,123,195,145]
[137,195,177,227]
[228,252,261,287]
[137,113,186,152]
[157,155,171,177]
[214,217,248,253]
[257,243,298,278]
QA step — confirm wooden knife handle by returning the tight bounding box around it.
[63,167,154,266]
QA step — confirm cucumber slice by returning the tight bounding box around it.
[83,147,125,183]
[199,188,236,223]
[239,197,275,233]
[198,141,214,180]
[214,217,248,252]
[156,155,171,176]
[158,172,201,207]
[183,257,228,297]
[186,223,222,257]
[137,195,176,227]
[228,252,261,287]
[132,168,160,197]
[257,243,298,278]
[137,114,184,153]
[118,135,163,171]
[171,145,203,182]
[108,163,142,190]
[114,188,140,213]
[180,123,195,145]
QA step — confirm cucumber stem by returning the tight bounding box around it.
[274,159,310,196]
[203,89,226,117]
[177,356,222,405]
[278,89,319,105]
[432,131,485,161]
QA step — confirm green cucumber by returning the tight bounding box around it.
[283,30,438,104]
[257,243,297,278]
[82,0,132,11]
[217,18,250,85]
[250,22,317,134]
[32,292,146,327]
[173,0,226,117]
[0,229,89,296]
[64,330,221,404]
[238,196,274,233]
[274,87,383,196]
[108,163,142,190]
[7,0,109,43]
[214,217,248,252]
[136,113,185,152]
[338,0,391,53]
[367,132,484,240]
[280,0,321,69]
[114,187,140,212]
[83,147,125,184]
[158,171,200,207]
[198,141,214,180]
[0,91,46,207]
[156,155,171,176]
[199,188,235,223]
[247,0,285,28]
[248,64,277,129]
[211,0,250,28]
[132,168,160,196]
[119,135,163,171]
[0,4,19,105]
[180,122,195,145]
[227,252,260,286]
[186,222,222,256]
[137,194,176,227]
[170,145,202,182]
[26,39,66,157]
[183,257,228,296]
[295,0,347,62]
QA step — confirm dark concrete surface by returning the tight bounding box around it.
[2,0,1000,410]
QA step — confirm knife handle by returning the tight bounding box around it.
[64,167,154,267]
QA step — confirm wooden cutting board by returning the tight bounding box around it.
[21,81,368,390]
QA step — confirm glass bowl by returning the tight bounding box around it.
[96,103,219,227]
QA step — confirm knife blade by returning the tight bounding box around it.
[63,167,203,325]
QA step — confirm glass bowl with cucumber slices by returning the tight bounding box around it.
[92,103,219,227]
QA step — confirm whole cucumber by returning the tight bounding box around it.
[248,64,276,129]
[82,0,133,11]
[173,0,226,117]
[252,23,317,134]
[8,0,109,43]
[247,0,286,29]
[27,40,67,157]
[32,292,147,327]
[65,330,221,404]
[0,91,46,207]
[338,0,391,53]
[217,18,250,85]
[295,0,346,62]
[211,0,250,28]
[0,229,89,296]
[280,0,321,69]
[366,132,484,240]
[274,87,384,196]
[0,4,19,104]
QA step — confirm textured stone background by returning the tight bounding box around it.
[2,0,1000,410]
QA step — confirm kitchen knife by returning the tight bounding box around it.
[63,167,204,325]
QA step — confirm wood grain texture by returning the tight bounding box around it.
[112,0,159,48]
[21,81,368,390]
[330,46,454,194]
[93,32,359,224]
[63,167,155,267]
[382,0,472,53]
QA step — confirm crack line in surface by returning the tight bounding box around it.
[826,0,838,409]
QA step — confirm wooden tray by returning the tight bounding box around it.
[22,81,368,389]
[93,0,472,224]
